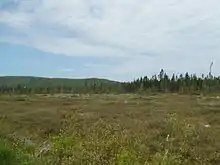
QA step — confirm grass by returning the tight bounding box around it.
[0,93,219,164]
[0,138,40,165]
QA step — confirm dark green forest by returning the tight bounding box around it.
[0,69,220,94]
[0,76,120,94]
[123,69,220,94]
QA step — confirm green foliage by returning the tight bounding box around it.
[0,138,39,165]
[0,140,18,165]
[50,135,78,158]
[116,149,140,165]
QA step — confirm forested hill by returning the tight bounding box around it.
[1,70,220,94]
[0,76,119,88]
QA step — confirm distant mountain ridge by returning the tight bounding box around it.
[0,76,119,88]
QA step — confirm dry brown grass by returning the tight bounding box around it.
[0,93,220,164]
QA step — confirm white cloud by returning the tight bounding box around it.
[1,0,220,79]
[0,12,31,29]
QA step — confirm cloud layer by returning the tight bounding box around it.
[1,0,220,79]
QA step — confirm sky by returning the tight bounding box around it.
[0,0,220,81]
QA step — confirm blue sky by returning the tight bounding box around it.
[0,0,220,81]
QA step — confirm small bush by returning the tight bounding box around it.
[116,149,140,165]
[0,138,40,165]
[0,143,18,165]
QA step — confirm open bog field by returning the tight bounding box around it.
[0,94,220,165]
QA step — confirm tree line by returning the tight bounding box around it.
[122,69,220,94]
[0,81,123,94]
[0,69,220,94]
